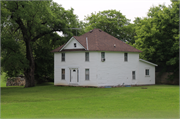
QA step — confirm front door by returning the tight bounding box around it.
[70,69,79,83]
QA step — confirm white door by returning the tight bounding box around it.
[70,69,78,83]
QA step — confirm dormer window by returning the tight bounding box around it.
[74,43,76,47]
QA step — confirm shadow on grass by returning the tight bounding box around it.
[1,82,54,89]
[36,82,54,86]
[1,86,24,89]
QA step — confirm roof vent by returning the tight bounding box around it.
[114,44,116,47]
[89,30,93,33]
[99,29,102,32]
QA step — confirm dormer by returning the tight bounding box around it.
[59,37,86,51]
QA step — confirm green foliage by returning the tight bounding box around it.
[84,10,130,42]
[33,32,66,83]
[1,36,28,77]
[134,1,179,80]
[1,1,82,85]
[1,84,179,118]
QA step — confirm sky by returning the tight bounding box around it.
[53,0,172,23]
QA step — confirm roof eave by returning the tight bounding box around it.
[139,59,158,66]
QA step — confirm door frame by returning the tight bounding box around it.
[69,67,79,83]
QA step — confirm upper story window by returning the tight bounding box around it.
[74,43,76,47]
[124,53,128,61]
[101,52,105,62]
[62,53,65,62]
[85,52,89,61]
[145,69,149,76]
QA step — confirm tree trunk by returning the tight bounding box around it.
[24,40,35,87]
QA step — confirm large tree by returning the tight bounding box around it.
[1,1,80,87]
[133,0,179,80]
[84,10,130,42]
[123,17,142,45]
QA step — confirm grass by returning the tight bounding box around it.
[1,80,179,118]
[1,72,7,87]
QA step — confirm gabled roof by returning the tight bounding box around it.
[139,59,158,66]
[51,29,142,52]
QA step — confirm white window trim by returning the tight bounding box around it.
[145,69,150,77]
[61,53,65,62]
[101,52,105,62]
[85,69,90,81]
[124,53,128,62]
[132,70,136,80]
[61,69,65,80]
[85,52,89,62]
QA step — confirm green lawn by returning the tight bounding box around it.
[1,79,179,118]
[1,72,7,87]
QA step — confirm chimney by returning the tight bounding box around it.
[86,37,89,50]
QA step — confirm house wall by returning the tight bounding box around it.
[54,51,99,86]
[54,51,155,87]
[96,52,139,86]
[137,61,155,85]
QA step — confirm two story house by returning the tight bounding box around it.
[51,29,157,87]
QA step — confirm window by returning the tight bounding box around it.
[85,69,89,80]
[85,52,89,61]
[132,71,136,80]
[101,52,105,59]
[124,53,128,61]
[145,69,149,76]
[74,43,76,47]
[62,53,65,61]
[62,69,65,80]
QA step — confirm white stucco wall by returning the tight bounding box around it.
[54,51,156,87]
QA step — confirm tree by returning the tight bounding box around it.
[134,0,179,80]
[123,17,142,45]
[1,1,79,87]
[84,10,130,42]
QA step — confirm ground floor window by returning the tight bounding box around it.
[85,69,89,80]
[62,69,65,80]
[145,69,149,76]
[132,71,136,80]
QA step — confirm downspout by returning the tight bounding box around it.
[86,37,89,50]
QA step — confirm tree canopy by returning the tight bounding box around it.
[84,10,131,42]
[1,1,81,87]
[133,0,179,80]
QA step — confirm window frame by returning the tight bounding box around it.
[85,69,90,80]
[132,71,136,80]
[61,69,65,80]
[61,53,65,62]
[85,52,89,62]
[101,52,105,59]
[124,53,128,62]
[74,43,76,48]
[145,69,150,76]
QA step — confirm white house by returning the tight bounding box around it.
[51,29,157,87]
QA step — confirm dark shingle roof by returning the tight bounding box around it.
[51,29,142,53]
